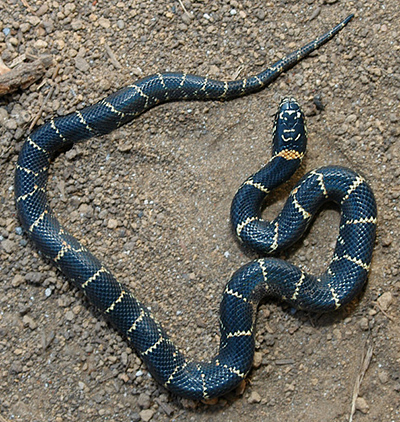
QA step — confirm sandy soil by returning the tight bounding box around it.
[0,1,399,421]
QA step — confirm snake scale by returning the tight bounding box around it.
[15,14,377,400]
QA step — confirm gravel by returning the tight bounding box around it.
[1,1,399,421]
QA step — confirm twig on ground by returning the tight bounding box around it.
[21,0,35,13]
[178,0,189,15]
[29,63,60,131]
[231,64,244,80]
[0,55,53,96]
[374,302,395,322]
[104,43,122,70]
[309,7,321,22]
[349,340,373,422]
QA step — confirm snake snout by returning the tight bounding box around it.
[279,97,303,121]
[279,97,299,108]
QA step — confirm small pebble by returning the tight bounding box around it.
[107,218,119,229]
[98,17,111,29]
[359,317,369,331]
[131,414,141,422]
[12,274,24,287]
[253,351,263,368]
[118,373,129,383]
[181,12,192,25]
[139,409,155,422]
[138,392,151,409]
[24,271,43,284]
[75,56,90,72]
[71,19,83,31]
[355,397,369,414]
[4,119,17,130]
[248,391,261,403]
[34,39,48,50]
[22,315,38,330]
[65,310,75,321]
[26,15,40,26]
[36,4,48,16]
[0,107,9,124]
[378,370,389,384]
[377,292,393,311]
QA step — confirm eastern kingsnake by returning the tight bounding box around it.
[14,15,377,400]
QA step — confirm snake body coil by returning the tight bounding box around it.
[14,15,377,400]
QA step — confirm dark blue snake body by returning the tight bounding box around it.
[14,15,377,400]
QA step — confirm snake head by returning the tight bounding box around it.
[272,98,307,157]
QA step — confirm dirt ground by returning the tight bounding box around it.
[0,1,399,421]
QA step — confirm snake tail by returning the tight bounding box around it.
[15,15,353,163]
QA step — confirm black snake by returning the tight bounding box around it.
[14,14,377,400]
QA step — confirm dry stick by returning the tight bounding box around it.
[28,86,54,131]
[309,7,321,22]
[0,55,53,96]
[231,64,244,80]
[9,54,27,69]
[29,64,60,131]
[154,398,174,416]
[178,0,189,16]
[374,302,395,322]
[97,372,116,384]
[104,43,122,70]
[21,0,35,13]
[349,340,373,422]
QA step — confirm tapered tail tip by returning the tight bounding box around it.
[343,14,355,25]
